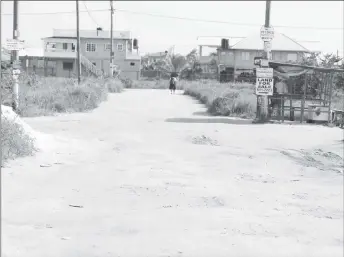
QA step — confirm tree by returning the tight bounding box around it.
[154,48,202,79]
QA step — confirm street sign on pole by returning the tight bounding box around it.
[256,67,273,78]
[5,39,25,51]
[256,67,274,96]
[12,59,21,69]
[264,41,272,52]
[260,26,274,42]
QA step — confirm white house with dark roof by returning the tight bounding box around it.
[208,32,311,81]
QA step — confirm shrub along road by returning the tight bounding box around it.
[3,89,343,257]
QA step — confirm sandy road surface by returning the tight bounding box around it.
[3,89,344,257]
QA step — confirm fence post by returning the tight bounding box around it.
[327,72,334,124]
[300,73,307,123]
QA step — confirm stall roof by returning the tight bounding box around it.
[269,61,344,73]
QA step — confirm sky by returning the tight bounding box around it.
[1,1,343,56]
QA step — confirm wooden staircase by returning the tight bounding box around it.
[80,54,106,78]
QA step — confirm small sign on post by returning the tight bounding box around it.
[5,39,25,51]
[256,67,274,96]
[12,60,21,69]
[260,26,274,42]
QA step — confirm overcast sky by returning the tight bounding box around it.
[1,1,343,56]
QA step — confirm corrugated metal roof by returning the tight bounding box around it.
[231,32,310,52]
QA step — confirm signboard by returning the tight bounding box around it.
[5,39,25,51]
[260,26,274,42]
[256,67,273,78]
[256,77,274,96]
[264,41,272,52]
[260,59,269,67]
[12,60,21,69]
[12,69,21,75]
[256,67,274,96]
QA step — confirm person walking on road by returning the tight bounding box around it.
[169,76,177,94]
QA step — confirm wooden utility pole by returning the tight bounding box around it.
[0,1,3,251]
[76,0,81,84]
[11,0,19,111]
[257,0,272,122]
[110,0,114,77]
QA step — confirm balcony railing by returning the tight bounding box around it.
[44,49,76,58]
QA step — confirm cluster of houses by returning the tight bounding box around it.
[2,28,141,80]
[1,28,313,83]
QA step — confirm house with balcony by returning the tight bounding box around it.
[199,32,311,82]
[40,28,141,79]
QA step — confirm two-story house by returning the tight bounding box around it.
[41,28,141,79]
[199,32,311,82]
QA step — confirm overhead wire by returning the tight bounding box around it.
[2,8,343,31]
[82,1,100,27]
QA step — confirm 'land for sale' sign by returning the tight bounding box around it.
[256,77,274,95]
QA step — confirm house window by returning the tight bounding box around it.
[86,43,96,52]
[220,52,226,56]
[287,53,298,62]
[241,52,250,61]
[63,43,68,50]
[72,43,75,51]
[130,62,135,66]
[117,43,124,51]
[104,44,111,51]
[63,62,73,70]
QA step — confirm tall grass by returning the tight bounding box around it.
[1,73,123,117]
[1,111,37,165]
[1,73,123,164]
[182,80,257,118]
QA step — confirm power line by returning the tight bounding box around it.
[2,8,343,31]
[2,8,109,16]
[82,1,100,27]
[115,9,344,31]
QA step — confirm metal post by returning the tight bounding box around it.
[76,0,81,84]
[110,0,114,77]
[11,0,19,111]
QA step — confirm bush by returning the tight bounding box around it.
[1,107,37,165]
[121,78,135,88]
[183,80,257,118]
[106,78,124,93]
[0,74,113,117]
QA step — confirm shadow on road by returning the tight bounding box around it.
[192,111,209,116]
[165,117,254,125]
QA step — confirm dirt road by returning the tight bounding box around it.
[3,89,343,257]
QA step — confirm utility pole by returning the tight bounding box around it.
[76,0,81,84]
[0,1,3,252]
[110,0,114,77]
[11,0,19,111]
[257,0,272,122]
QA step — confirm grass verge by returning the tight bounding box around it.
[2,74,123,117]
[1,74,123,164]
[182,80,257,118]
